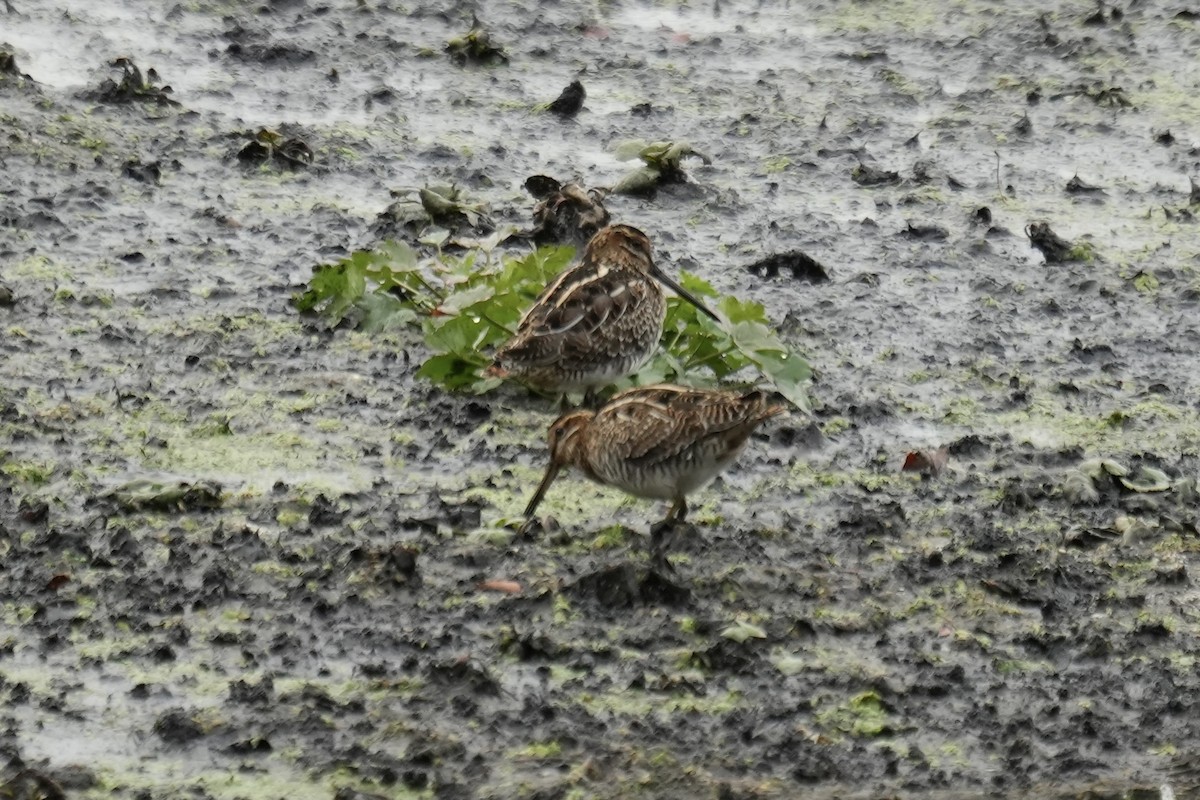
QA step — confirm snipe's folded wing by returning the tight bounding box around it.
[596,386,762,467]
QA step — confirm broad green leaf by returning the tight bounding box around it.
[470,375,504,395]
[718,295,770,325]
[438,284,496,316]
[424,314,479,355]
[614,138,650,161]
[291,255,368,323]
[639,141,674,164]
[770,651,807,676]
[419,228,450,248]
[678,270,719,299]
[416,353,483,390]
[376,240,418,271]
[629,354,671,387]
[532,244,576,281]
[729,319,775,352]
[358,293,418,333]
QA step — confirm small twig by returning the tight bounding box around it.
[994,150,1001,194]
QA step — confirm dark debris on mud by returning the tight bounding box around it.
[3,1,1200,799]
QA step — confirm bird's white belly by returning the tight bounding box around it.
[594,448,743,500]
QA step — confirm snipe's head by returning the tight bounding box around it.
[546,410,593,467]
[523,410,594,518]
[585,224,720,323]
[584,224,655,273]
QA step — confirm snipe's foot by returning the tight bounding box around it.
[649,519,695,573]
[518,515,553,540]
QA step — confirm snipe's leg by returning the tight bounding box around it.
[650,495,688,571]
[649,524,676,572]
[582,387,599,408]
[667,497,688,523]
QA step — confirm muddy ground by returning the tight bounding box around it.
[3,0,1200,798]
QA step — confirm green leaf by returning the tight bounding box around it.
[770,651,807,676]
[425,314,480,355]
[416,353,484,390]
[628,354,672,386]
[531,244,576,281]
[291,254,369,323]
[718,295,770,325]
[358,293,418,333]
[376,240,418,271]
[721,620,767,643]
[614,138,650,161]
[438,284,496,316]
[678,270,718,299]
[729,319,775,352]
[613,165,663,196]
[419,228,450,248]
[1119,466,1172,493]
[638,141,674,165]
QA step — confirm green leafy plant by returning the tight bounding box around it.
[293,242,810,409]
[612,140,712,196]
[376,184,492,238]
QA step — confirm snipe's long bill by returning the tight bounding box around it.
[647,261,719,324]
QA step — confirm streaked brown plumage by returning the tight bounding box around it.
[524,384,786,532]
[489,224,718,401]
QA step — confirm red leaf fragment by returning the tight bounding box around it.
[902,447,949,477]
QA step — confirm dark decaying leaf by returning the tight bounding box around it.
[0,51,33,81]
[902,222,949,241]
[85,57,180,107]
[1025,220,1084,264]
[238,128,313,169]
[851,163,900,186]
[745,251,830,282]
[1065,175,1105,195]
[524,175,562,199]
[545,80,585,117]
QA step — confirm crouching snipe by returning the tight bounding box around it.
[489,224,718,404]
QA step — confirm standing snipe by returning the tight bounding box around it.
[523,384,786,561]
[489,224,718,403]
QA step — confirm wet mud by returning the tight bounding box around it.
[3,1,1200,798]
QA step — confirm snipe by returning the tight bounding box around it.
[489,224,718,404]
[523,384,786,562]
